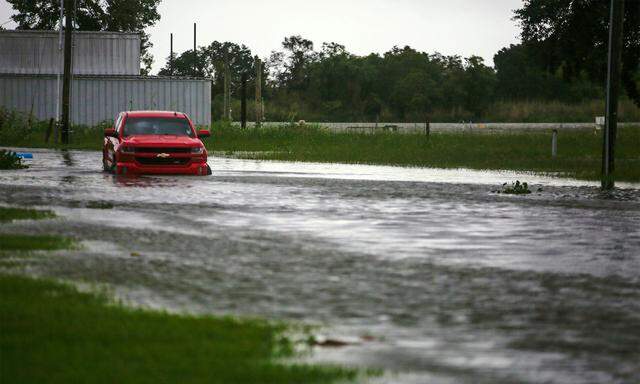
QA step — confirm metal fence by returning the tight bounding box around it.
[232,121,640,133]
[0,75,212,126]
[0,30,141,76]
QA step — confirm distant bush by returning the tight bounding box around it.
[0,107,107,150]
[0,107,35,145]
[494,181,534,195]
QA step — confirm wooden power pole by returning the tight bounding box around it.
[602,0,625,189]
[61,0,74,145]
[241,72,247,128]
[193,23,197,76]
[255,57,262,126]
[223,60,230,120]
[170,33,174,76]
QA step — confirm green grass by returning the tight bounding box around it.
[0,207,56,222]
[0,107,106,151]
[3,106,639,181]
[0,275,355,384]
[0,234,73,251]
[0,122,104,151]
[204,124,640,182]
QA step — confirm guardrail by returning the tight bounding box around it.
[231,121,640,134]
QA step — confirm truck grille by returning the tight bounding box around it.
[135,147,191,154]
[136,157,190,166]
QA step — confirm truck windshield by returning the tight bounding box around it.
[123,117,195,137]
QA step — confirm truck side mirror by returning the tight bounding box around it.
[197,129,211,139]
[104,128,117,138]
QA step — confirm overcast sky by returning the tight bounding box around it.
[0,0,523,74]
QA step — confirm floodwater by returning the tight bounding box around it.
[1,148,639,384]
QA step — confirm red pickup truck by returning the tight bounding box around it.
[103,111,211,176]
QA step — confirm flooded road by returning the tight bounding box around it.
[1,148,639,383]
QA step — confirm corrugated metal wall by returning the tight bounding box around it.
[0,30,140,76]
[0,75,211,126]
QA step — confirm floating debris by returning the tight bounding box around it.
[493,180,533,195]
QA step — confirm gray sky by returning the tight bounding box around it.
[0,0,523,74]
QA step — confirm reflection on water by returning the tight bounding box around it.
[61,175,79,185]
[0,148,639,384]
[60,149,75,167]
[114,175,168,188]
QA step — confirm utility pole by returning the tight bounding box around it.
[255,57,262,126]
[241,72,247,128]
[55,0,64,127]
[602,0,625,190]
[193,23,197,76]
[224,61,231,120]
[170,33,174,76]
[61,0,74,145]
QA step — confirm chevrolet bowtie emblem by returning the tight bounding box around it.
[156,153,170,158]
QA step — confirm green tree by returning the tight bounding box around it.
[493,44,602,102]
[6,0,161,74]
[158,41,255,119]
[157,49,211,78]
[460,56,497,119]
[158,42,253,81]
[514,0,640,106]
[281,35,315,91]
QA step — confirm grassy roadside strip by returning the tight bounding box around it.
[0,206,357,384]
[0,234,73,251]
[0,275,355,384]
[0,206,56,222]
[204,125,640,182]
[3,118,639,182]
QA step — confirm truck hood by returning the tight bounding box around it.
[122,135,202,147]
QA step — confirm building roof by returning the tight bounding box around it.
[0,73,213,81]
[0,30,140,37]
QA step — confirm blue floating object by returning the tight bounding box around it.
[15,153,34,159]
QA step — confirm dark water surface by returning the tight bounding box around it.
[1,148,639,383]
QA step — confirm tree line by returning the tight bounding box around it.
[6,0,640,122]
[160,0,639,122]
[160,34,637,122]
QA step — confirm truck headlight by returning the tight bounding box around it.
[191,146,204,155]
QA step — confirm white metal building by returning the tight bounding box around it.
[0,74,211,126]
[0,30,141,76]
[0,30,211,126]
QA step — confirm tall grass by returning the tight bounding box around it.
[0,107,106,150]
[205,123,640,182]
